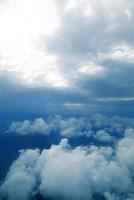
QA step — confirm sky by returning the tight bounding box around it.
[1,0,134,119]
[1,1,134,200]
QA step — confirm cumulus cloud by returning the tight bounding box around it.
[93,130,115,143]
[9,118,51,135]
[8,114,134,143]
[8,115,93,137]
[1,134,134,200]
[0,149,40,200]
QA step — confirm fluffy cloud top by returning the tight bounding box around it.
[10,118,51,135]
[93,130,114,143]
[1,133,134,200]
[8,114,134,144]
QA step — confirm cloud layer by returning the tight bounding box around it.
[1,1,134,199]
[8,114,134,145]
[1,0,134,116]
[1,133,134,200]
[2,114,134,199]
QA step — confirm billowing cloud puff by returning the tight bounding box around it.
[1,134,134,200]
[93,130,115,143]
[8,115,93,136]
[8,114,134,143]
[0,149,40,200]
[9,118,51,135]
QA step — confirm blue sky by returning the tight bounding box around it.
[1,0,134,119]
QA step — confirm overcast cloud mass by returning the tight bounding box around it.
[1,0,134,118]
[0,0,134,200]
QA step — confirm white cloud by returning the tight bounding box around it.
[117,132,134,173]
[10,118,51,135]
[8,114,134,139]
[124,128,134,138]
[1,135,134,200]
[94,130,114,143]
[78,62,105,76]
[98,44,134,64]
[0,149,39,200]
[1,0,134,91]
[0,0,69,88]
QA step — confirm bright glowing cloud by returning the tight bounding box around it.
[0,0,69,88]
[78,62,105,76]
[1,135,134,200]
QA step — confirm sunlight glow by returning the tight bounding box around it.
[66,0,94,17]
[78,62,104,76]
[0,0,69,88]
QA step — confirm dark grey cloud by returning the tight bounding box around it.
[39,0,134,115]
[0,74,91,120]
[1,0,134,118]
[78,60,134,98]
[1,70,134,119]
[46,0,134,55]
